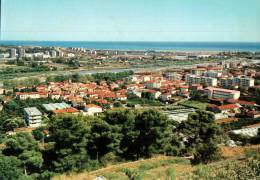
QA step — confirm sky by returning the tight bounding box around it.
[1,0,260,42]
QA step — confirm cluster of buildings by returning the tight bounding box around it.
[16,72,188,127]
[0,57,258,139]
[0,47,66,60]
[186,66,255,90]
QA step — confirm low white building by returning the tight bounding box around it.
[204,87,240,100]
[84,104,103,115]
[0,88,4,95]
[16,92,41,100]
[42,102,71,112]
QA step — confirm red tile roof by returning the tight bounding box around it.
[85,104,102,109]
[227,99,256,106]
[217,104,239,110]
[53,107,79,114]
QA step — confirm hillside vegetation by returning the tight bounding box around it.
[54,145,260,180]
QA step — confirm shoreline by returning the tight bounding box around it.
[1,41,260,52]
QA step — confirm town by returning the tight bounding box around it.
[2,0,260,179]
[0,45,260,179]
[0,47,259,139]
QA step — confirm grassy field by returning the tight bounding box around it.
[127,98,164,107]
[53,156,192,180]
[179,100,209,110]
[53,145,260,180]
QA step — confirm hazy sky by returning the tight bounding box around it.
[2,0,260,42]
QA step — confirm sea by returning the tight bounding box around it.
[0,41,260,52]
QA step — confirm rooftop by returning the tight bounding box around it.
[42,102,71,111]
[24,107,42,116]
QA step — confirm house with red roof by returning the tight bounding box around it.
[207,104,240,115]
[52,107,79,115]
[145,80,162,89]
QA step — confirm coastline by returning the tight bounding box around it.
[1,41,260,52]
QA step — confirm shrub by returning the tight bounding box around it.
[166,167,175,180]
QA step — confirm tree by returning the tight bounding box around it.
[71,73,81,82]
[179,110,222,164]
[101,109,138,160]
[2,118,21,132]
[19,151,43,175]
[0,155,25,180]
[161,122,182,156]
[141,92,155,100]
[32,127,45,142]
[189,90,202,100]
[88,119,122,159]
[98,109,181,160]
[3,132,42,175]
[113,101,122,108]
[45,115,92,172]
[3,132,39,156]
[134,109,169,158]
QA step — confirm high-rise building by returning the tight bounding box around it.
[234,76,255,89]
[10,48,16,58]
[24,107,42,127]
[50,50,57,57]
[186,74,218,87]
[57,50,64,57]
[18,48,25,58]
[220,76,255,89]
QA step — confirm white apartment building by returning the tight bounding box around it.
[164,72,182,81]
[24,107,43,127]
[220,78,234,88]
[18,48,25,58]
[204,71,222,78]
[234,76,254,89]
[10,48,16,58]
[191,68,207,76]
[204,87,240,100]
[220,76,254,89]
[186,74,217,87]
[50,50,57,57]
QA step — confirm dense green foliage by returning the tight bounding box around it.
[45,115,98,173]
[141,91,155,100]
[92,71,134,83]
[2,132,43,177]
[179,110,223,164]
[45,70,133,84]
[0,109,241,179]
[0,154,25,180]
[0,66,53,75]
[3,77,41,89]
